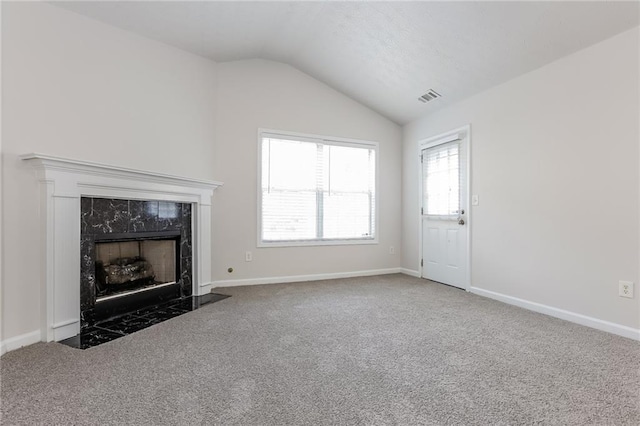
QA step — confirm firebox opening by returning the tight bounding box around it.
[95,235,179,302]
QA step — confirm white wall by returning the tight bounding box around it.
[1,3,218,343]
[213,59,402,283]
[403,27,640,330]
[0,2,4,350]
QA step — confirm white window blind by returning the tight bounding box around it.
[261,133,376,244]
[422,141,460,216]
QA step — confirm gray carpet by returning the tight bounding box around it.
[1,274,639,425]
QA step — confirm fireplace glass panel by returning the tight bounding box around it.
[95,239,177,300]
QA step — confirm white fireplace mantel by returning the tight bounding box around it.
[21,153,223,342]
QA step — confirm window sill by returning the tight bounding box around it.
[258,238,378,248]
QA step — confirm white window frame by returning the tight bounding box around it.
[257,128,379,247]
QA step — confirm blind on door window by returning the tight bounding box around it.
[422,141,460,216]
[261,134,376,243]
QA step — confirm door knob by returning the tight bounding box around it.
[458,218,465,225]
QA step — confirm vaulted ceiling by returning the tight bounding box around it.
[55,1,639,124]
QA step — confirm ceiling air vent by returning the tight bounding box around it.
[418,89,441,103]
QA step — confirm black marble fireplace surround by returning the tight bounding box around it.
[80,197,193,327]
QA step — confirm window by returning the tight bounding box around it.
[422,141,460,217]
[259,131,377,245]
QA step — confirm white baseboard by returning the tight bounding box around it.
[400,268,420,277]
[198,281,214,294]
[470,286,640,341]
[0,330,42,356]
[212,268,403,288]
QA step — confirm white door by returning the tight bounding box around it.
[420,129,469,289]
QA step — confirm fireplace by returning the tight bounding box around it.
[80,197,193,326]
[95,233,180,301]
[22,153,222,342]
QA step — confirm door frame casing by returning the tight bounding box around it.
[417,124,472,291]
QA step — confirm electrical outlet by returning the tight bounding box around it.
[245,251,252,262]
[389,246,395,255]
[619,281,634,298]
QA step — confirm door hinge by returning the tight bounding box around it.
[420,155,423,163]
[421,207,423,215]
[421,259,423,267]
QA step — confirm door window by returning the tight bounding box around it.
[422,141,460,217]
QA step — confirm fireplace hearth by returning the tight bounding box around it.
[60,292,230,349]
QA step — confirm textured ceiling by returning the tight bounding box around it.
[54,1,639,124]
